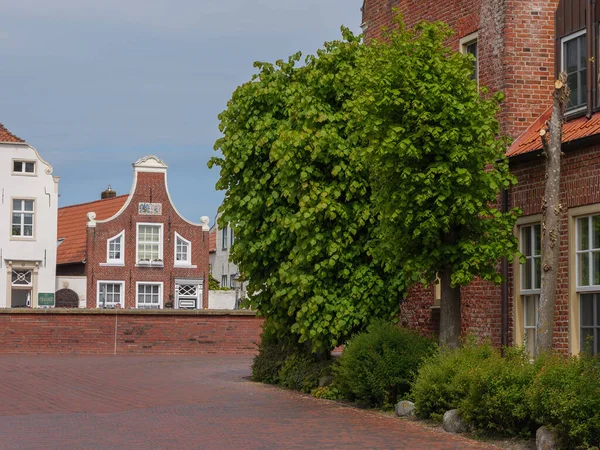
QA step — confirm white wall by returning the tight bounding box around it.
[0,143,58,307]
[210,213,248,294]
[208,290,237,310]
[56,276,87,307]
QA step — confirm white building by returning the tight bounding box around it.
[0,123,59,307]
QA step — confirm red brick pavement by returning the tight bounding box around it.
[0,355,495,449]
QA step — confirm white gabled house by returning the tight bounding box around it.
[0,123,59,307]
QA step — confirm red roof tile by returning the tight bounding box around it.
[209,228,216,253]
[57,195,128,265]
[507,108,600,157]
[0,123,25,143]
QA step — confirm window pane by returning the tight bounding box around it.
[593,216,600,249]
[13,200,21,211]
[580,68,587,106]
[24,225,33,236]
[566,38,578,72]
[594,252,600,286]
[579,252,590,286]
[522,227,532,256]
[13,161,23,172]
[534,257,541,289]
[25,162,35,173]
[525,296,537,326]
[581,294,594,326]
[523,258,532,290]
[580,35,587,69]
[24,200,34,211]
[581,328,595,354]
[579,217,589,250]
[533,224,541,256]
[23,214,33,225]
[525,328,536,357]
[568,72,579,107]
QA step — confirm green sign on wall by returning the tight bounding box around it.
[38,293,55,307]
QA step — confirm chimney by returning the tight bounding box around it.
[101,185,116,200]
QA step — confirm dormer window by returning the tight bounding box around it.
[562,30,587,112]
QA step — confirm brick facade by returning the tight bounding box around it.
[0,309,263,354]
[85,156,210,310]
[362,0,597,354]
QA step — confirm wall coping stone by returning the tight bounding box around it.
[0,308,257,317]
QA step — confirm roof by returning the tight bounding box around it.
[209,228,216,253]
[507,108,600,157]
[57,195,128,265]
[0,123,25,143]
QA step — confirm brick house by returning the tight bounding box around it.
[361,0,600,356]
[58,155,210,309]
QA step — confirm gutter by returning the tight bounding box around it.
[501,188,509,350]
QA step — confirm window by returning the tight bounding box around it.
[136,223,163,263]
[12,199,34,237]
[222,225,228,250]
[136,282,162,309]
[230,228,235,246]
[174,232,191,266]
[221,275,227,288]
[106,231,124,264]
[12,160,36,174]
[97,281,124,308]
[562,30,587,111]
[519,223,541,356]
[460,32,478,82]
[576,214,600,354]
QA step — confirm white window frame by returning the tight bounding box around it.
[97,281,125,308]
[221,274,228,288]
[136,223,163,265]
[174,232,192,267]
[102,230,125,266]
[460,32,478,83]
[520,224,542,294]
[11,198,35,240]
[575,214,600,291]
[136,282,163,309]
[222,225,228,250]
[561,29,587,114]
[12,159,37,176]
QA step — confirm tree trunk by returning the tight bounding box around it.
[439,268,461,349]
[536,74,567,357]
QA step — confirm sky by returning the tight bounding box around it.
[0,0,363,225]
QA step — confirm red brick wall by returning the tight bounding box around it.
[0,310,263,355]
[86,171,210,309]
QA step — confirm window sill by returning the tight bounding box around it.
[430,305,441,310]
[11,236,36,241]
[11,172,37,177]
[136,262,164,267]
[174,264,197,269]
[100,262,125,267]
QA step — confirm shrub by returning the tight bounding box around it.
[457,346,537,436]
[251,330,296,384]
[334,320,437,408]
[527,354,600,449]
[278,353,332,393]
[311,386,342,400]
[412,341,495,421]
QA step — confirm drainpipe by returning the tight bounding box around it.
[587,0,594,118]
[501,188,509,350]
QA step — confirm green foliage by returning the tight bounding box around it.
[311,386,343,400]
[457,347,537,437]
[354,19,520,288]
[412,342,495,421]
[278,353,332,393]
[211,28,404,352]
[527,354,600,449]
[208,274,224,290]
[334,320,436,408]
[251,328,296,384]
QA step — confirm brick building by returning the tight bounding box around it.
[58,155,210,309]
[362,0,600,355]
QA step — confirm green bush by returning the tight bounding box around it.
[527,354,600,449]
[251,331,296,384]
[334,320,437,408]
[457,347,537,436]
[278,353,332,393]
[311,386,342,400]
[412,341,495,421]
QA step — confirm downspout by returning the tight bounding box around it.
[587,0,594,118]
[501,188,509,349]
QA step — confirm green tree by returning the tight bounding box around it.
[210,30,404,353]
[355,20,520,348]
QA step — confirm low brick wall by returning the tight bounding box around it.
[0,309,263,355]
